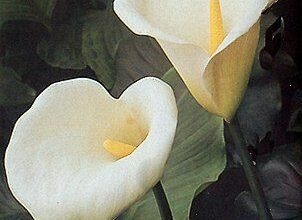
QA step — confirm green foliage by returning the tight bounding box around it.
[0,0,57,31]
[82,7,131,89]
[37,7,131,89]
[82,9,126,89]
[111,36,172,97]
[0,65,36,106]
[119,69,226,220]
[236,13,281,146]
[235,142,302,219]
[37,10,87,70]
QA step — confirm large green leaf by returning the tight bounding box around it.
[119,69,226,220]
[82,7,131,89]
[37,7,131,89]
[37,10,88,69]
[111,35,172,97]
[0,0,57,31]
[0,66,36,106]
[81,11,116,89]
[102,9,131,59]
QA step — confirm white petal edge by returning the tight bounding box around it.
[113,0,188,45]
[114,0,268,55]
[5,77,177,220]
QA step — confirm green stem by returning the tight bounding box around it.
[228,118,272,220]
[153,181,173,220]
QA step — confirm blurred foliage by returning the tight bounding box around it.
[37,7,131,89]
[0,66,36,106]
[0,0,301,219]
[81,8,130,89]
[235,142,302,219]
[37,10,88,70]
[189,142,302,220]
[236,13,282,146]
[0,0,57,31]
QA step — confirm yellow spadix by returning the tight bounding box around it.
[210,0,225,54]
[103,139,136,159]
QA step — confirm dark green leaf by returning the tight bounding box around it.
[3,37,43,77]
[81,11,116,89]
[82,8,131,89]
[111,36,172,97]
[103,8,130,59]
[0,66,36,106]
[37,7,131,89]
[0,0,57,31]
[82,9,130,89]
[37,10,88,69]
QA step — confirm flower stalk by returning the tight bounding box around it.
[153,181,173,220]
[228,118,272,220]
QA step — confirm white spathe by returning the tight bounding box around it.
[5,77,177,220]
[113,0,274,121]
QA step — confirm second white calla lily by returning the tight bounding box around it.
[5,77,177,219]
[114,0,274,121]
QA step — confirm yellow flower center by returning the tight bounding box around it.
[210,0,225,55]
[103,139,136,159]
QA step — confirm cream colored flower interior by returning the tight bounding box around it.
[16,80,149,164]
[98,101,147,160]
[115,0,267,54]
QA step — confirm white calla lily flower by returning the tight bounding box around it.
[114,0,275,121]
[5,77,177,220]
